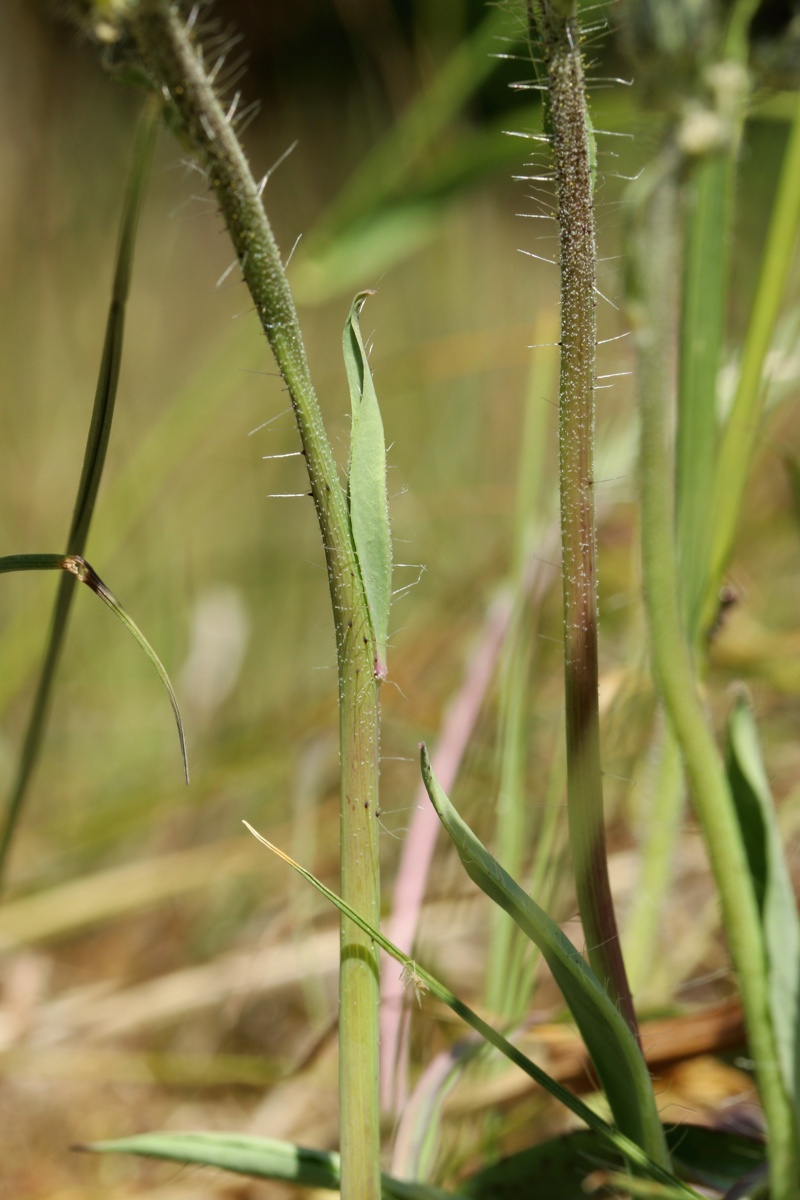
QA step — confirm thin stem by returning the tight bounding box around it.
[527,0,637,1038]
[0,102,158,881]
[125,8,382,1198]
[631,151,799,1200]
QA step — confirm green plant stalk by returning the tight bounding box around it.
[245,822,696,1197]
[527,0,637,1037]
[0,101,158,880]
[630,153,799,1200]
[123,7,382,1197]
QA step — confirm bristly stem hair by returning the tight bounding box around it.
[525,0,638,1039]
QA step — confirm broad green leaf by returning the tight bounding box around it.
[83,1131,453,1199]
[343,291,392,678]
[419,746,669,1170]
[0,101,158,878]
[243,822,696,1195]
[0,554,187,784]
[725,695,800,1114]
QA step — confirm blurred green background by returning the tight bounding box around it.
[1,1,799,1196]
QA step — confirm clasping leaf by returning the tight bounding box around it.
[343,291,392,679]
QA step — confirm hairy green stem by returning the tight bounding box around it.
[527,0,637,1038]
[631,152,799,1200]
[125,7,381,1197]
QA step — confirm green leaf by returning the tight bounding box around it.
[0,100,159,879]
[419,746,670,1170]
[677,149,731,638]
[707,93,800,627]
[343,291,392,678]
[82,1131,453,1200]
[85,1125,762,1200]
[458,1129,615,1200]
[458,1125,766,1200]
[0,554,188,784]
[725,694,800,1114]
[666,1125,766,1193]
[243,823,696,1195]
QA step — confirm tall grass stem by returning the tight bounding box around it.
[631,151,799,1200]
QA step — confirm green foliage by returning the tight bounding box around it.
[420,747,669,1168]
[726,695,800,1127]
[344,292,392,678]
[0,102,158,878]
[84,1131,453,1200]
[459,1126,767,1199]
[8,2,800,1197]
[241,819,694,1194]
[0,554,187,782]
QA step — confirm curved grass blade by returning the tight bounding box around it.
[0,555,187,784]
[343,291,392,679]
[0,101,158,879]
[242,822,697,1196]
[419,746,669,1170]
[61,555,188,783]
[79,1131,453,1200]
[725,694,800,1122]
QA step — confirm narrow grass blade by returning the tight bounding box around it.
[0,555,187,784]
[0,101,158,879]
[725,694,800,1119]
[68,101,158,557]
[0,555,65,574]
[242,822,695,1194]
[631,158,799,1196]
[707,94,800,625]
[79,1132,454,1200]
[419,746,668,1169]
[61,555,188,784]
[677,150,731,638]
[343,291,392,678]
